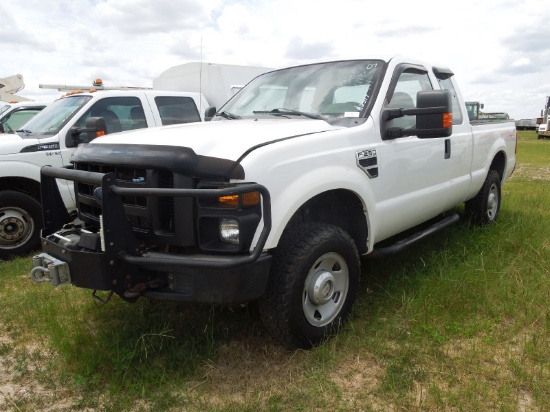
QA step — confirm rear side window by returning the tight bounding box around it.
[435,71,464,125]
[155,96,201,125]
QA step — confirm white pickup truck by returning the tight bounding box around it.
[0,101,49,134]
[0,89,211,258]
[31,57,517,348]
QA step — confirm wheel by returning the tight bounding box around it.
[465,170,501,225]
[259,223,360,348]
[0,191,43,259]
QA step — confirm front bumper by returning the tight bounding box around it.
[32,165,272,304]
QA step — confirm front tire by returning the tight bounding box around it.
[465,169,501,225]
[259,223,360,348]
[0,191,43,259]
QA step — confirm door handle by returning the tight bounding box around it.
[444,139,451,159]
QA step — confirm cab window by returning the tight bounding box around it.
[74,96,146,135]
[155,96,201,125]
[386,68,433,130]
[435,74,464,125]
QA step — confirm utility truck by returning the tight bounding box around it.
[0,74,48,133]
[0,74,30,103]
[30,57,517,348]
[0,64,270,258]
[537,96,550,139]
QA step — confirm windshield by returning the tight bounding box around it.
[18,95,91,136]
[216,60,384,124]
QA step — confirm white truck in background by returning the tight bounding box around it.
[30,57,516,348]
[0,74,49,134]
[0,101,50,134]
[0,64,270,258]
[537,96,550,139]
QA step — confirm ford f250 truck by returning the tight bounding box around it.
[31,57,517,348]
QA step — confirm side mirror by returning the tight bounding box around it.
[204,106,217,121]
[0,123,4,134]
[382,89,452,139]
[67,117,107,147]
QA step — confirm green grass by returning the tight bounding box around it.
[0,130,548,411]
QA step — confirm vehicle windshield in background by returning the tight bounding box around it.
[216,60,384,123]
[0,104,11,116]
[17,95,91,137]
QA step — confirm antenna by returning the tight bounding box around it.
[199,37,203,115]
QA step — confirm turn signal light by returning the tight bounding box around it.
[218,191,260,207]
[443,113,453,128]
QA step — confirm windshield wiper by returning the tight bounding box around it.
[254,108,324,120]
[16,129,32,134]
[217,111,241,120]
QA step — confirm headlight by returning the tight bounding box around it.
[220,218,240,245]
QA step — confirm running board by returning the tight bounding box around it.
[368,213,460,258]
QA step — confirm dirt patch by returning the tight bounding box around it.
[511,165,550,181]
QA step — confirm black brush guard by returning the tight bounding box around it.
[36,166,272,304]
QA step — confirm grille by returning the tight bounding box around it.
[158,171,175,231]
[75,163,173,234]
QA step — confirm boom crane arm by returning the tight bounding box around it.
[0,74,31,103]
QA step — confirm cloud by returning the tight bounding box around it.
[0,3,56,51]
[377,25,436,38]
[95,0,213,34]
[284,37,335,61]
[502,20,550,53]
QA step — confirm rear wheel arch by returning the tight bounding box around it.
[489,151,506,182]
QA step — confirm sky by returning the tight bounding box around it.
[1,0,550,120]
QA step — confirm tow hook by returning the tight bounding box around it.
[30,253,71,286]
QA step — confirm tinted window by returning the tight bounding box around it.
[155,96,201,125]
[74,96,146,135]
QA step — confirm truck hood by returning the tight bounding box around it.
[0,133,39,155]
[90,119,341,160]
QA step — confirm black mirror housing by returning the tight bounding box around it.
[67,117,108,147]
[382,89,453,139]
[204,106,217,121]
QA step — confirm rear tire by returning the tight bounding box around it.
[259,223,360,348]
[0,191,42,259]
[465,170,501,225]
